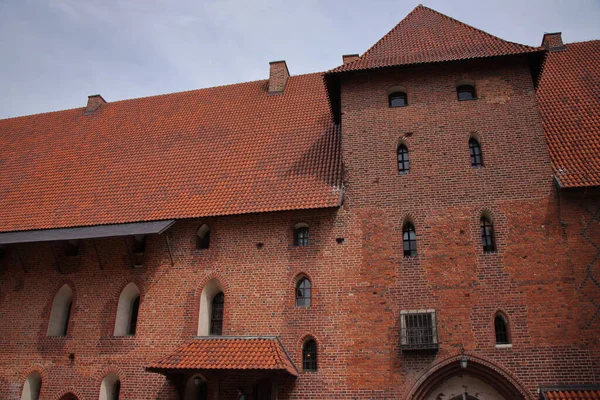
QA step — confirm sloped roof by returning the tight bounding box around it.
[541,386,600,400]
[537,40,600,188]
[331,5,540,73]
[146,336,298,376]
[0,73,342,233]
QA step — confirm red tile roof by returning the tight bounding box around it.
[542,388,600,400]
[537,40,600,188]
[331,5,540,73]
[146,337,298,376]
[0,73,342,232]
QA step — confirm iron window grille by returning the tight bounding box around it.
[457,85,477,101]
[294,227,309,247]
[494,315,509,344]
[296,277,311,307]
[480,217,496,253]
[210,292,224,335]
[403,223,417,257]
[302,339,318,371]
[389,92,408,107]
[400,310,438,351]
[397,144,410,173]
[469,138,483,167]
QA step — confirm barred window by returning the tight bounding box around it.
[210,292,224,335]
[389,91,408,107]
[397,144,410,173]
[302,339,317,371]
[294,224,309,247]
[494,314,509,344]
[400,310,438,351]
[402,222,417,257]
[296,277,311,307]
[457,84,477,101]
[480,216,496,253]
[469,138,483,167]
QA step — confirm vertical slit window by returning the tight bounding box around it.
[403,222,417,257]
[494,314,509,344]
[480,216,496,253]
[61,300,72,336]
[296,277,311,307]
[210,292,224,335]
[127,296,140,335]
[397,144,410,173]
[302,339,317,371]
[469,138,483,167]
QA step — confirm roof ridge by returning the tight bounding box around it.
[565,39,600,46]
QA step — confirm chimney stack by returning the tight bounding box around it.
[268,60,289,95]
[85,94,106,115]
[542,32,566,52]
[342,54,359,65]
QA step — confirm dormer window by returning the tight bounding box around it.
[457,84,476,101]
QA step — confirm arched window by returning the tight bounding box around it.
[198,279,224,336]
[196,224,211,250]
[480,215,496,253]
[99,373,121,400]
[47,284,73,337]
[296,277,311,307]
[21,372,42,400]
[302,338,317,371]
[294,223,309,247]
[397,144,410,173]
[210,292,224,335]
[114,283,141,336]
[494,313,510,344]
[184,374,208,400]
[389,91,408,107]
[469,138,483,167]
[402,222,417,257]
[457,84,477,101]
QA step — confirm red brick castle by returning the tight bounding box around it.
[1,5,599,400]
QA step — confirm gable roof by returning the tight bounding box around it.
[0,73,342,233]
[537,40,600,188]
[541,386,600,400]
[331,5,540,73]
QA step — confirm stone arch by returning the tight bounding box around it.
[406,354,531,400]
[114,282,141,336]
[197,278,225,336]
[20,371,42,400]
[47,283,73,336]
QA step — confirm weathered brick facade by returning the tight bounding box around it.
[0,5,599,400]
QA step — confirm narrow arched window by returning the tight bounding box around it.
[397,144,410,173]
[21,372,42,400]
[296,277,311,307]
[402,222,417,257]
[210,292,224,335]
[302,338,317,371]
[457,84,477,101]
[99,373,121,400]
[114,283,141,336]
[196,224,211,250]
[494,314,510,344]
[480,215,496,253]
[469,138,483,167]
[389,91,408,107]
[294,223,309,247]
[47,284,73,337]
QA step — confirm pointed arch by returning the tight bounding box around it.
[47,284,73,337]
[198,278,225,336]
[114,283,141,336]
[20,371,42,400]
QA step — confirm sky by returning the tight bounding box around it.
[0,0,599,119]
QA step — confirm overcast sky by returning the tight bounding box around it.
[1,0,599,119]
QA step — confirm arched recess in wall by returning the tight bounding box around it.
[114,283,141,336]
[184,374,208,400]
[47,284,73,336]
[407,354,530,400]
[197,278,225,336]
[99,373,121,400]
[20,371,42,400]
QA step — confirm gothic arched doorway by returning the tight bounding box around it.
[59,394,78,400]
[407,354,530,400]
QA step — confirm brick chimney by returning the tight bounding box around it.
[85,94,106,115]
[268,60,289,95]
[342,54,359,65]
[542,32,566,52]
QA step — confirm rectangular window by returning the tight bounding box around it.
[400,310,438,351]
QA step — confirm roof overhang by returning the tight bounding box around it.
[0,220,175,245]
[540,385,600,400]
